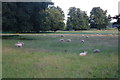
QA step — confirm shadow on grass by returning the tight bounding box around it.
[2,35,35,40]
[2,31,55,34]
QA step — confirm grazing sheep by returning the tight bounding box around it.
[81,40,85,43]
[86,36,89,38]
[97,33,99,35]
[59,39,64,42]
[15,42,24,48]
[80,51,88,56]
[109,34,113,35]
[97,33,101,35]
[20,42,24,45]
[93,49,100,53]
[60,34,65,37]
[66,39,71,42]
[82,35,85,37]
[17,41,21,43]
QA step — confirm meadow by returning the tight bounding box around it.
[2,30,119,78]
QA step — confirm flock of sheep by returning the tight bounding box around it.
[58,34,101,56]
[79,49,100,56]
[15,34,101,56]
[59,34,86,43]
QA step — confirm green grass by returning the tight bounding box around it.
[2,31,119,78]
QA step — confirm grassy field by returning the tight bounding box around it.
[2,28,119,35]
[2,30,119,78]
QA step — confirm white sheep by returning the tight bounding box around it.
[97,33,101,35]
[59,39,64,42]
[82,35,85,37]
[79,51,88,56]
[93,49,100,53]
[66,39,71,42]
[86,36,89,38]
[97,33,99,35]
[109,34,113,35]
[15,42,24,48]
[81,40,85,43]
[17,41,20,43]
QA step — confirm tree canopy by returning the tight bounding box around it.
[2,2,65,33]
[66,7,89,31]
[2,2,112,32]
[44,6,65,32]
[89,7,110,29]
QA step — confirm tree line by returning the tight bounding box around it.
[2,2,111,33]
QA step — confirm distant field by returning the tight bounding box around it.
[2,30,119,78]
[1,29,119,35]
[55,29,119,35]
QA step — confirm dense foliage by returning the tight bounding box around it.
[66,7,89,31]
[44,6,65,32]
[2,2,65,32]
[2,2,112,32]
[109,14,120,31]
[89,7,110,29]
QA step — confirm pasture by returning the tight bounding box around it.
[2,30,119,78]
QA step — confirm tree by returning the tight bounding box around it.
[66,7,89,31]
[15,2,33,33]
[109,14,120,31]
[2,2,54,33]
[30,2,53,32]
[89,7,110,29]
[2,2,17,32]
[44,6,65,32]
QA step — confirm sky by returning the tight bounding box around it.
[52,0,120,21]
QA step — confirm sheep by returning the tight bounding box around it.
[17,41,20,43]
[79,51,88,56]
[81,40,85,43]
[97,33,100,35]
[15,42,24,48]
[109,34,113,35]
[60,34,65,37]
[20,42,24,45]
[93,49,100,53]
[66,39,71,42]
[86,36,89,38]
[15,43,23,48]
[59,39,64,42]
[97,33,101,35]
[82,35,85,37]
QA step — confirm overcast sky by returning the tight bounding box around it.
[52,0,119,21]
